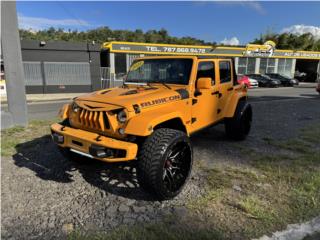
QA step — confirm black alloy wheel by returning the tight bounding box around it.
[137,128,193,200]
[162,141,192,193]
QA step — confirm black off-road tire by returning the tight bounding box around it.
[225,100,252,140]
[137,128,193,200]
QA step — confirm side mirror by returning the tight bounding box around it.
[197,77,212,89]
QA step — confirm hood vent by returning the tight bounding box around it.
[175,89,189,100]
[120,87,158,96]
[120,90,139,96]
[100,90,111,95]
[84,104,102,109]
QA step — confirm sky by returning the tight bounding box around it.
[17,1,320,45]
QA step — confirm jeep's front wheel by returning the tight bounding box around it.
[225,100,252,140]
[137,128,193,200]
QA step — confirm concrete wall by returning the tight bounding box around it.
[21,40,101,93]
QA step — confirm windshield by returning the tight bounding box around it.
[126,59,193,85]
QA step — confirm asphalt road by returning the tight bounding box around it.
[248,86,319,102]
[1,87,319,120]
[2,100,70,120]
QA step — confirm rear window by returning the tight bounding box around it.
[219,61,231,83]
[197,61,215,85]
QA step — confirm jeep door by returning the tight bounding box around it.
[190,60,219,131]
[216,60,234,119]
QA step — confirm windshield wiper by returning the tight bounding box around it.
[152,81,171,90]
[126,79,171,90]
[125,80,156,89]
[146,82,157,89]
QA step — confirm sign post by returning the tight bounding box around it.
[1,1,28,128]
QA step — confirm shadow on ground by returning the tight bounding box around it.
[12,135,155,201]
[11,125,235,202]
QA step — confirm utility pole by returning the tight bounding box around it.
[1,1,28,128]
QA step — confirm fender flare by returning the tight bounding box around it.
[125,110,187,136]
[234,100,252,120]
[224,94,248,118]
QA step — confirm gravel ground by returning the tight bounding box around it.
[1,92,320,239]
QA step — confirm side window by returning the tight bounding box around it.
[197,61,215,85]
[219,61,231,83]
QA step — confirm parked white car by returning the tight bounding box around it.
[248,78,259,88]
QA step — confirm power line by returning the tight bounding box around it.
[56,2,88,31]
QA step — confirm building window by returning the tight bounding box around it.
[247,58,256,74]
[259,58,276,74]
[127,54,141,68]
[267,58,276,73]
[238,57,247,75]
[237,57,256,75]
[115,53,127,80]
[278,59,293,77]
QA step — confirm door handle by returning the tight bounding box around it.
[227,87,234,91]
[192,99,198,105]
[212,91,222,98]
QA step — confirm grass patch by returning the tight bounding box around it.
[238,195,275,221]
[187,123,320,239]
[300,124,320,144]
[1,119,57,156]
[264,138,313,154]
[68,220,223,240]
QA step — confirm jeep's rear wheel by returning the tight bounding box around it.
[225,100,252,140]
[137,128,193,200]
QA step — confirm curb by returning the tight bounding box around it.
[254,216,320,240]
[294,86,316,89]
[294,83,317,89]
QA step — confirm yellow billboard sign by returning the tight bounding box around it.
[244,40,276,57]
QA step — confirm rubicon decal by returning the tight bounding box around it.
[140,95,180,108]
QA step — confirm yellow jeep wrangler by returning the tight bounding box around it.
[51,56,252,200]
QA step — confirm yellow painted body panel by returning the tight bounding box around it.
[51,123,138,162]
[224,84,248,118]
[125,100,191,136]
[58,104,70,120]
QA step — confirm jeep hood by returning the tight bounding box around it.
[74,86,188,112]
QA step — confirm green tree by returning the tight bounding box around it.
[252,31,319,51]
[19,26,217,46]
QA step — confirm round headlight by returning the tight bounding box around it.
[117,110,127,123]
[118,128,125,135]
[72,102,80,113]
